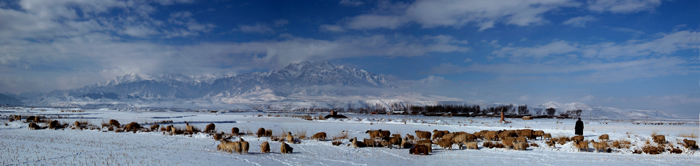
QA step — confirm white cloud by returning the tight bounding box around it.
[274,19,289,26]
[238,24,275,34]
[563,15,597,27]
[339,0,364,6]
[346,15,409,30]
[588,0,662,13]
[493,41,579,58]
[320,24,345,32]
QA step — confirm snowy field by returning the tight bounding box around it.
[1,107,698,166]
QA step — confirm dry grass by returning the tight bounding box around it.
[678,132,698,138]
[294,129,308,139]
[332,130,349,140]
[641,144,664,154]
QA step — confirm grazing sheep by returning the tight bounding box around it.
[351,137,367,148]
[217,140,239,153]
[465,142,478,150]
[513,142,529,150]
[405,134,415,142]
[109,119,120,127]
[240,139,249,154]
[387,135,401,145]
[682,139,698,149]
[150,124,160,131]
[311,132,327,141]
[13,115,21,121]
[380,139,393,149]
[213,132,224,141]
[379,130,391,138]
[453,131,468,136]
[28,122,40,130]
[598,134,609,141]
[518,129,533,139]
[32,116,41,122]
[498,130,517,140]
[441,133,455,143]
[417,140,433,153]
[575,140,589,152]
[265,129,273,137]
[124,122,141,133]
[437,139,453,150]
[484,131,499,141]
[165,125,173,133]
[48,120,60,129]
[532,130,545,139]
[366,130,382,139]
[432,130,449,141]
[415,130,431,140]
[233,141,243,154]
[502,137,516,149]
[652,135,665,144]
[473,131,483,140]
[185,123,198,134]
[257,128,266,137]
[231,127,239,136]
[286,132,295,144]
[516,136,527,143]
[205,123,216,133]
[364,138,377,147]
[400,138,413,149]
[451,134,472,149]
[591,141,608,152]
[546,140,556,147]
[260,141,271,153]
[26,116,36,122]
[409,145,430,155]
[280,142,294,154]
[571,135,584,142]
[543,133,552,140]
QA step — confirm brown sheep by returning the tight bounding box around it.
[379,130,391,138]
[185,123,198,134]
[546,140,556,147]
[415,130,431,140]
[513,142,529,150]
[502,137,516,149]
[432,130,449,141]
[575,140,589,152]
[453,131,468,136]
[150,124,160,131]
[599,134,609,141]
[682,139,698,149]
[231,127,239,136]
[205,123,216,133]
[532,130,545,139]
[571,135,584,142]
[26,116,36,122]
[409,145,430,155]
[257,128,266,137]
[473,131,483,140]
[416,140,433,153]
[652,135,665,144]
[364,138,377,147]
[518,129,533,139]
[380,139,393,149]
[400,138,413,149]
[280,142,294,154]
[265,129,273,137]
[484,131,499,141]
[286,132,294,144]
[48,120,60,129]
[217,140,238,153]
[109,119,120,127]
[240,139,249,154]
[451,134,474,149]
[124,122,141,133]
[591,141,608,152]
[465,142,478,150]
[441,133,455,142]
[213,132,224,141]
[498,130,517,140]
[366,129,382,139]
[405,134,415,142]
[543,133,552,140]
[311,132,327,141]
[260,141,271,153]
[437,139,453,150]
[351,137,367,148]
[32,116,41,122]
[13,115,21,121]
[387,135,401,145]
[516,136,528,143]
[28,122,40,130]
[233,141,242,154]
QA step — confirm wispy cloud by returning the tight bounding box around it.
[588,0,662,13]
[563,15,597,27]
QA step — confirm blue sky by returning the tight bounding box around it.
[1,0,699,116]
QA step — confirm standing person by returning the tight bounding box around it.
[575,118,584,136]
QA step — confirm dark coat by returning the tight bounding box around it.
[575,120,584,135]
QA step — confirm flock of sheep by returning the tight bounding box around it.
[7,114,699,156]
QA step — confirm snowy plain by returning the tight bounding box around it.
[1,107,698,166]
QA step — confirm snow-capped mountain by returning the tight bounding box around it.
[532,101,679,120]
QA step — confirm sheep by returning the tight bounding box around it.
[286,132,295,144]
[48,120,60,129]
[591,141,608,152]
[409,145,430,155]
[150,124,160,131]
[185,123,199,134]
[516,136,528,143]
[440,133,455,143]
[513,142,529,150]
[502,137,515,149]
[400,138,413,149]
[257,128,266,137]
[260,141,271,153]
[205,123,216,133]
[213,132,224,141]
[240,139,249,154]
[280,142,294,154]
[415,130,431,140]
[28,122,40,130]
[265,129,273,137]
[682,139,698,149]
[543,133,552,140]
[451,134,473,149]
[652,135,665,144]
[405,134,415,142]
[380,139,393,149]
[575,140,589,152]
[498,130,517,140]
[311,132,327,141]
[432,130,449,141]
[532,130,545,139]
[379,130,391,138]
[109,119,120,127]
[351,137,367,148]
[484,131,499,141]
[364,138,377,147]
[473,131,483,140]
[518,129,533,139]
[437,139,453,150]
[416,140,433,153]
[217,140,239,153]
[12,115,21,121]
[32,116,41,122]
[546,140,556,148]
[231,127,239,136]
[26,116,36,122]
[571,135,584,142]
[366,129,382,139]
[124,122,141,133]
[387,134,401,145]
[465,142,478,150]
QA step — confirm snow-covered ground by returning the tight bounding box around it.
[1,107,698,165]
